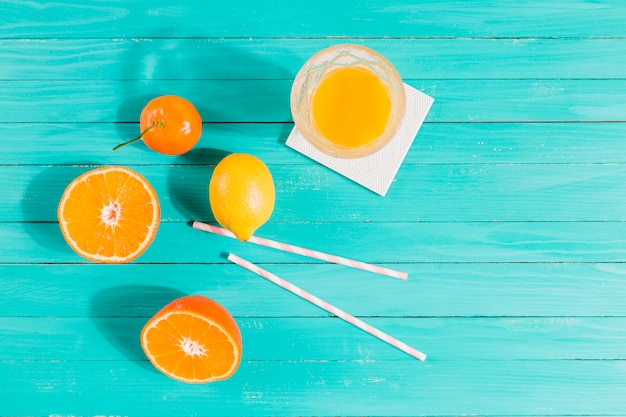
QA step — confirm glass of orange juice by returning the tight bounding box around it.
[291,44,405,159]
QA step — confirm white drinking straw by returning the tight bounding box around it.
[227,253,426,361]
[192,220,408,280]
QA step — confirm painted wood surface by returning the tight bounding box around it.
[1,1,626,416]
[3,0,626,38]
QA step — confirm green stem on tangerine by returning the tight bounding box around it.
[112,120,164,151]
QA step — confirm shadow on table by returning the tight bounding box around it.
[21,165,96,254]
[114,34,293,141]
[279,121,296,146]
[167,148,229,222]
[90,285,186,372]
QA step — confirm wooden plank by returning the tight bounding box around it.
[1,79,625,123]
[4,221,626,264]
[0,122,294,165]
[411,122,626,164]
[1,359,625,416]
[3,38,626,80]
[1,122,626,166]
[2,316,626,362]
[0,121,615,166]
[2,262,626,318]
[3,0,626,38]
[7,163,626,223]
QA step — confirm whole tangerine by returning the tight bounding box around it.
[113,95,202,155]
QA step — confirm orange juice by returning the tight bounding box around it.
[311,66,392,149]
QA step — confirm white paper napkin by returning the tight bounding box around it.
[286,83,434,196]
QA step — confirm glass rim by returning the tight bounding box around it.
[290,44,405,159]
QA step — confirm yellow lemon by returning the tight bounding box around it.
[209,153,275,241]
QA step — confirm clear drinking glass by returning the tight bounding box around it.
[290,44,405,159]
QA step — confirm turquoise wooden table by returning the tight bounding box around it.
[2,1,626,415]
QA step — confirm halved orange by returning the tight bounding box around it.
[140,295,242,384]
[57,166,160,263]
